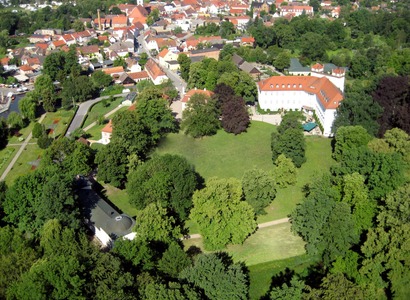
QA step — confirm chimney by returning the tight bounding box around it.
[97,9,102,31]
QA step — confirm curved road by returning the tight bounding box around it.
[65,93,128,137]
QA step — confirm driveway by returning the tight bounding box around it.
[65,93,128,137]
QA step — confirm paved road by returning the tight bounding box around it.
[138,32,187,95]
[0,113,46,181]
[184,217,290,240]
[65,93,128,137]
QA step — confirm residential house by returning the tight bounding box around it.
[144,58,168,85]
[257,76,343,136]
[60,34,77,46]
[158,48,179,67]
[28,34,50,43]
[112,15,129,28]
[117,72,136,86]
[102,66,125,78]
[101,119,113,144]
[79,182,136,247]
[280,6,314,17]
[241,36,255,47]
[108,41,134,57]
[181,88,214,111]
[128,71,150,82]
[190,47,220,60]
[19,65,34,75]
[232,53,261,79]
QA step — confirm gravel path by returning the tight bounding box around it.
[184,217,290,240]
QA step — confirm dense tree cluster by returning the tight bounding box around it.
[286,126,409,299]
[271,112,306,167]
[96,87,177,188]
[187,58,257,103]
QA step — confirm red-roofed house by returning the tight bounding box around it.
[181,88,214,111]
[128,71,150,82]
[112,15,129,28]
[144,58,168,85]
[101,120,113,144]
[241,37,255,47]
[102,66,125,78]
[19,65,34,75]
[60,34,76,46]
[280,6,314,17]
[257,76,343,136]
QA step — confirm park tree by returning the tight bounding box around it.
[274,51,291,71]
[61,75,95,108]
[190,177,257,250]
[332,84,382,136]
[95,140,129,188]
[333,126,372,161]
[34,74,56,112]
[127,154,199,221]
[181,93,220,138]
[219,21,235,39]
[372,75,410,135]
[0,118,8,149]
[359,184,410,298]
[135,87,177,143]
[113,238,157,271]
[42,51,66,81]
[134,202,182,244]
[91,70,112,89]
[180,252,249,300]
[273,154,298,188]
[18,92,37,121]
[291,175,359,265]
[242,169,276,215]
[272,128,306,168]
[41,137,94,177]
[221,95,250,134]
[217,71,257,104]
[300,32,328,61]
[7,112,24,130]
[111,110,153,157]
[139,52,148,68]
[269,276,306,300]
[72,19,85,32]
[177,53,191,81]
[158,242,192,278]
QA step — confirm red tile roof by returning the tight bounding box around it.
[258,76,343,110]
[144,59,166,80]
[101,119,113,133]
[181,89,214,103]
[128,71,149,80]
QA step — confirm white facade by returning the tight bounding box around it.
[258,76,343,136]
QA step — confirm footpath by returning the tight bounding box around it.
[0,113,46,181]
[185,217,290,240]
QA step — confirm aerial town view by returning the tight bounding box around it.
[0,0,409,298]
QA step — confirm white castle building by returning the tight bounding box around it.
[257,64,345,136]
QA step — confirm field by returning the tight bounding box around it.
[0,146,18,175]
[156,121,335,224]
[41,109,75,139]
[5,144,44,186]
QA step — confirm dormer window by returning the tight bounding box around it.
[276,84,279,88]
[287,84,290,88]
[270,84,273,88]
[282,84,285,88]
[299,84,302,88]
[293,84,296,88]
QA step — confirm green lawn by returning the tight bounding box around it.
[84,106,128,140]
[5,144,44,186]
[8,122,35,144]
[248,254,319,299]
[156,121,277,179]
[81,97,124,129]
[184,222,305,266]
[102,184,138,218]
[0,146,18,175]
[42,109,75,139]
[157,123,335,226]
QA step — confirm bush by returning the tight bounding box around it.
[37,133,52,149]
[32,123,44,139]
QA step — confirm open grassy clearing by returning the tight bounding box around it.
[42,109,75,139]
[5,144,44,186]
[84,106,128,140]
[248,254,319,299]
[156,121,277,179]
[81,97,124,129]
[157,123,335,225]
[101,184,138,218]
[0,146,18,175]
[183,222,305,266]
[8,122,35,144]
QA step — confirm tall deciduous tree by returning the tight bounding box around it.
[333,126,372,161]
[221,95,250,134]
[190,177,257,250]
[272,128,306,168]
[180,252,249,300]
[242,169,276,215]
[18,92,37,121]
[177,53,191,81]
[273,154,297,188]
[181,93,220,138]
[373,76,410,135]
[127,154,198,221]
